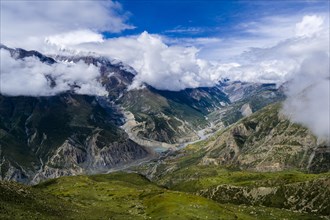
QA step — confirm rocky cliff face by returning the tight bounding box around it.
[141,103,329,176]
[30,134,149,184]
[0,94,150,184]
[200,103,328,173]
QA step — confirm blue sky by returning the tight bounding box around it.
[107,0,329,39]
[1,0,328,59]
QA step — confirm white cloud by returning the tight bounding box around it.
[282,52,330,143]
[295,15,324,37]
[0,0,133,50]
[0,50,107,96]
[64,31,238,91]
[41,14,327,93]
[164,26,206,34]
[45,30,104,49]
[193,13,329,61]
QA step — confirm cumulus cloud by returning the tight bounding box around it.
[0,0,129,97]
[2,0,327,93]
[64,32,240,91]
[62,15,327,91]
[282,52,330,143]
[0,49,107,96]
[0,0,133,50]
[295,15,324,37]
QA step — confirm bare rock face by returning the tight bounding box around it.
[30,134,149,184]
[118,87,227,145]
[0,158,30,183]
[240,103,253,117]
[0,93,150,184]
[200,104,328,173]
[1,131,150,185]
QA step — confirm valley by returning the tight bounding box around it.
[0,45,286,184]
[0,45,329,219]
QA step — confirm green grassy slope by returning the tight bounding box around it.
[35,172,237,220]
[131,103,330,217]
[0,180,79,220]
[1,172,323,219]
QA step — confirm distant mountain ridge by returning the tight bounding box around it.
[0,45,285,183]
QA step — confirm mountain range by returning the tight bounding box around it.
[0,45,285,184]
[0,45,329,219]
